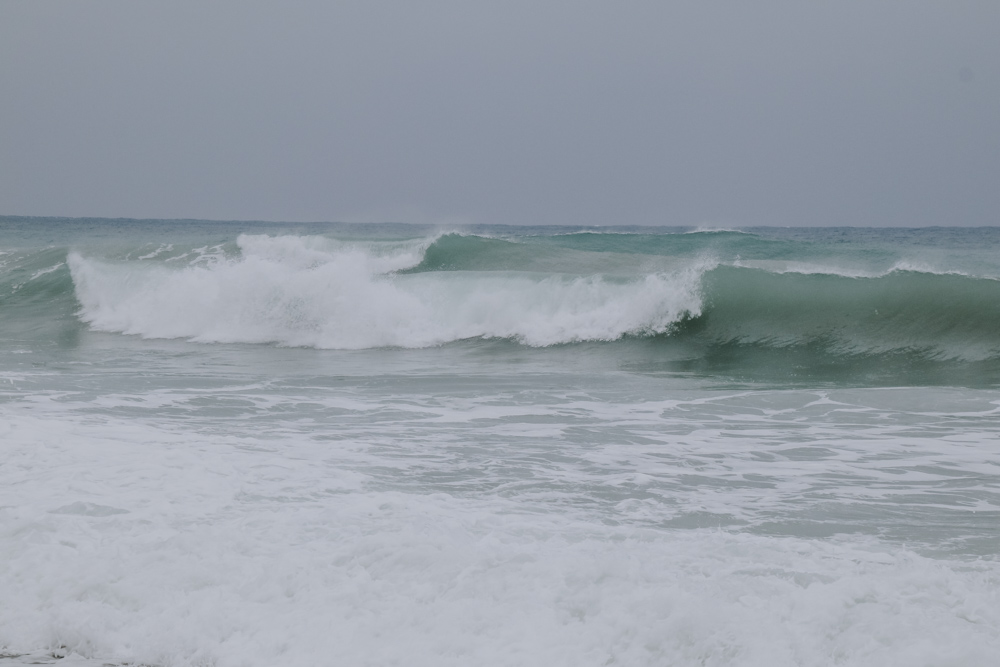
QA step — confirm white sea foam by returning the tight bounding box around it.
[135,244,174,261]
[687,226,749,234]
[67,235,703,348]
[2,390,1000,667]
[730,258,978,279]
[27,262,65,282]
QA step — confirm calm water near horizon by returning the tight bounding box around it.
[1,217,999,666]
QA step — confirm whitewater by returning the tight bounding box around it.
[2,217,999,666]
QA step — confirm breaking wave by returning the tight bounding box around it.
[67,234,703,348]
[0,230,994,373]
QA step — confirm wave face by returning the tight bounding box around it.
[4,219,1000,383]
[685,266,1000,357]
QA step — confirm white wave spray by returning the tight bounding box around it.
[68,234,704,348]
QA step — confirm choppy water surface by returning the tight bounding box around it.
[1,218,999,666]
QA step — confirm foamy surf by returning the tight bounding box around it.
[4,218,1000,666]
[67,234,705,348]
[2,397,999,667]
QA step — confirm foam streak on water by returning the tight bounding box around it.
[2,218,1000,666]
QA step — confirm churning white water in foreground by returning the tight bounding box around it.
[4,383,1000,667]
[3,220,1000,666]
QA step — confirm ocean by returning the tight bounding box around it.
[1,217,998,666]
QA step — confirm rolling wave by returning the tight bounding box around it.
[66,235,703,348]
[3,232,999,374]
[679,266,1000,360]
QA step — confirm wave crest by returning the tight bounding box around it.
[68,235,704,348]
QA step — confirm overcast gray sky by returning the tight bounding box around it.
[1,1,997,226]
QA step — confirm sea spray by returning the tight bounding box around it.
[67,235,706,348]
